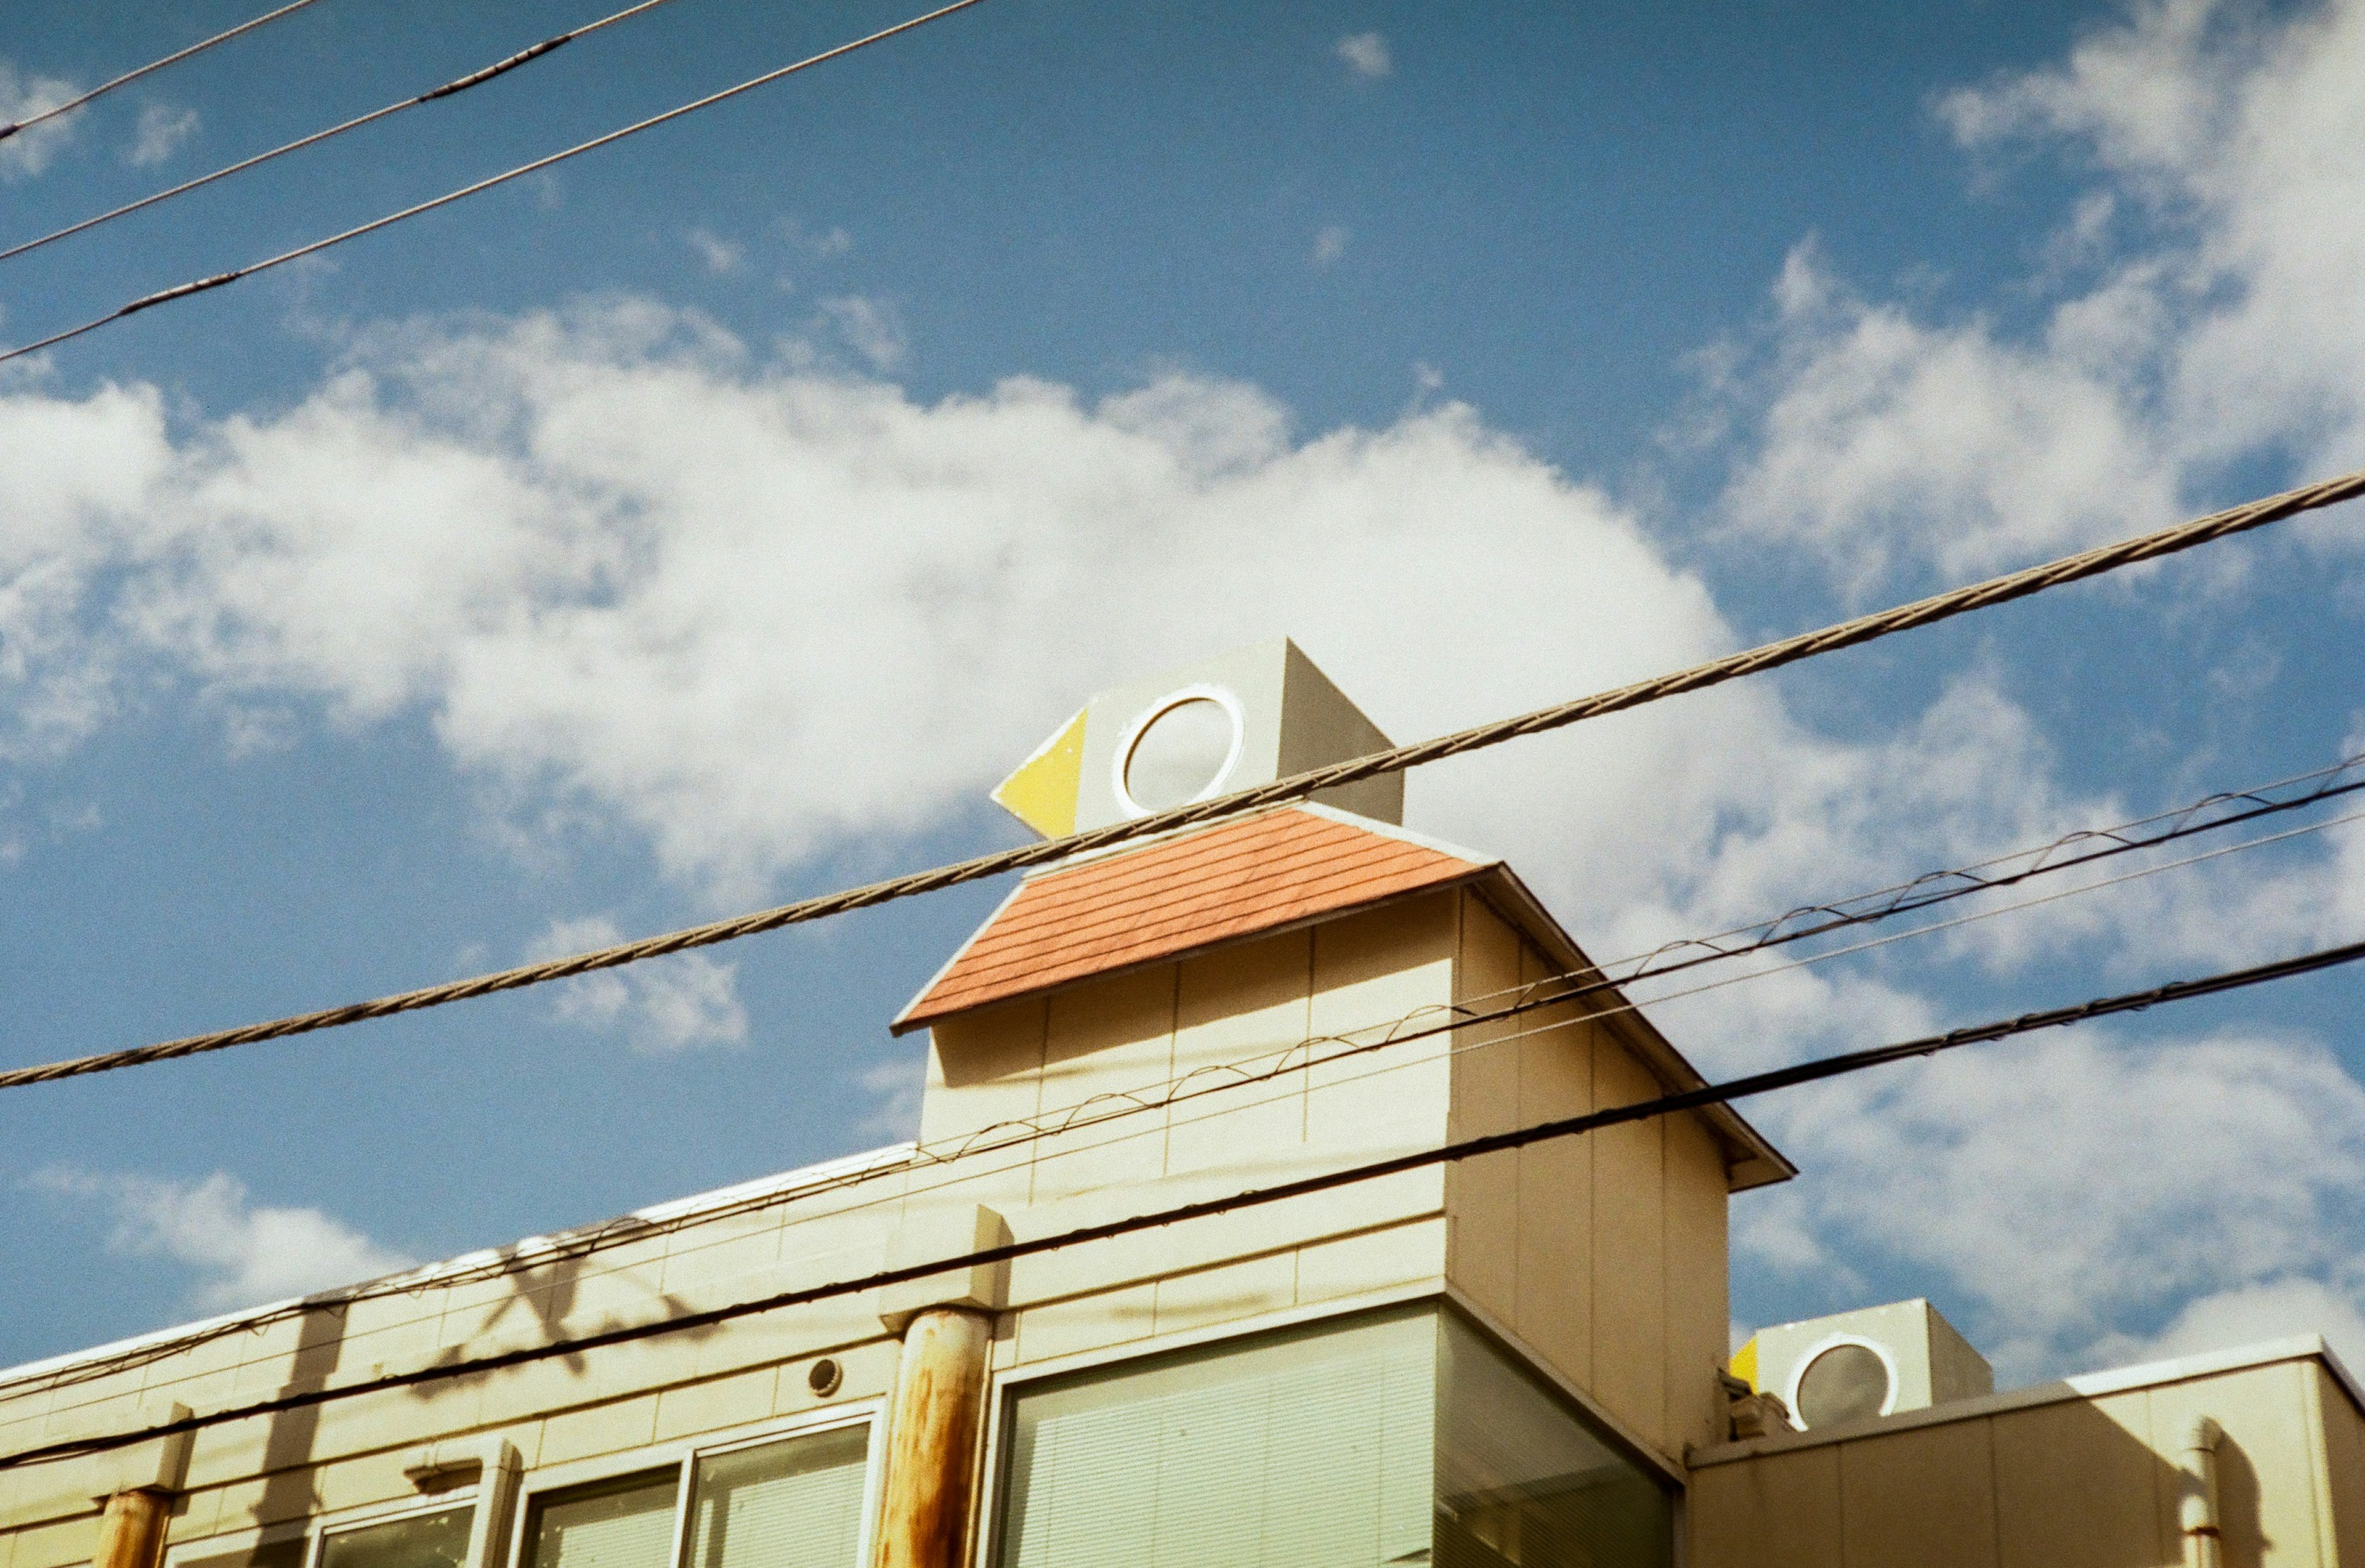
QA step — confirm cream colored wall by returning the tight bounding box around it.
[1690,1355,2361,1568]
[0,1166,908,1568]
[4,880,1714,1568]
[921,893,1463,1372]
[1441,892,1732,1466]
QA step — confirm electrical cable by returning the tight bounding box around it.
[0,0,684,267]
[0,1,331,147]
[1,467,2358,1094]
[8,926,2362,1471]
[7,738,2363,1409]
[18,791,2359,1422]
[0,0,989,366]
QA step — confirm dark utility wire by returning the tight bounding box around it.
[13,756,2355,1402]
[0,0,990,367]
[0,466,2358,1095]
[0,0,682,267]
[17,753,2352,1399]
[9,929,2362,1472]
[0,0,330,147]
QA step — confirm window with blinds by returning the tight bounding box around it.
[685,1424,872,1568]
[522,1471,680,1568]
[997,1308,1439,1568]
[318,1508,474,1568]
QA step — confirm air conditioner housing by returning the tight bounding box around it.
[1732,1298,1992,1432]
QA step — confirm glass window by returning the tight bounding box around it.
[686,1425,872,1568]
[318,1509,474,1568]
[1436,1316,1670,1568]
[997,1307,1671,1568]
[998,1308,1437,1568]
[522,1472,679,1568]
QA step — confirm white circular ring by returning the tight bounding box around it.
[1110,683,1247,820]
[1783,1332,1901,1428]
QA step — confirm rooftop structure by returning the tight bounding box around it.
[6,641,2361,1568]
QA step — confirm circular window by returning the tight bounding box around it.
[1793,1341,1893,1429]
[1117,690,1243,814]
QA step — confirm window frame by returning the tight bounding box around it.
[163,1479,496,1568]
[504,1399,887,1568]
[977,1287,1688,1568]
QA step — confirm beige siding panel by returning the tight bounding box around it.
[1687,1444,1843,1568]
[1151,1251,1299,1340]
[312,1445,426,1515]
[919,1003,1046,1219]
[1031,969,1178,1208]
[1294,1218,1447,1307]
[1012,1282,1157,1366]
[2316,1368,2365,1568]
[1304,897,1457,1153]
[2149,1363,2324,1568]
[1660,1109,1729,1455]
[1165,932,1312,1182]
[1512,931,1595,1386]
[536,1393,662,1469]
[1838,1420,1999,1568]
[652,1367,779,1444]
[922,998,1048,1147]
[1445,895,1522,1328]
[1991,1393,2167,1568]
[5,1513,99,1568]
[1588,1031,1666,1452]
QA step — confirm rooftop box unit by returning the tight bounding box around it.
[1733,1299,1993,1431]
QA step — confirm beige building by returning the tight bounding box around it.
[4,641,2361,1568]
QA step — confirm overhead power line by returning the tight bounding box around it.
[0,0,683,267]
[10,928,2363,1472]
[0,0,990,366]
[1,466,2359,1094]
[0,0,331,147]
[13,755,2351,1400]
[15,765,2355,1408]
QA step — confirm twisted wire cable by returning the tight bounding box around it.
[0,0,682,267]
[10,926,2364,1471]
[0,1,329,147]
[0,0,990,366]
[12,771,2358,1400]
[3,465,2358,1093]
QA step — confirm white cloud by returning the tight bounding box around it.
[33,1168,414,1312]
[685,227,745,275]
[0,62,79,180]
[1717,0,2365,589]
[1311,224,1351,267]
[2,281,2361,1384]
[1736,1026,2365,1383]
[1336,32,1391,79]
[815,294,907,371]
[529,914,748,1053]
[2101,1275,2365,1375]
[126,102,198,168]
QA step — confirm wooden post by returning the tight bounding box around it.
[92,1489,173,1568]
[872,1307,993,1568]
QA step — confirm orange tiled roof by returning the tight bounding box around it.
[893,807,1488,1033]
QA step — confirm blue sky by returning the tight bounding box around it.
[5,0,2365,1384]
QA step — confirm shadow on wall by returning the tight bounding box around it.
[1698,1396,2266,1568]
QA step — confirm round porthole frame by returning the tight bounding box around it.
[1784,1333,1901,1429]
[1110,683,1248,820]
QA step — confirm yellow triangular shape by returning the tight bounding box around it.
[992,708,1087,838]
[1729,1336,1759,1392]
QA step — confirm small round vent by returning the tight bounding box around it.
[1794,1341,1892,1429]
